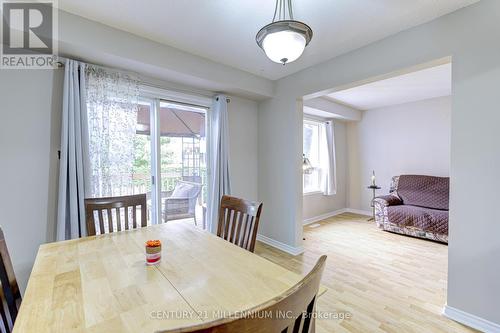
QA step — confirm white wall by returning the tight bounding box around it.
[0,69,63,292]
[258,96,303,250]
[347,96,451,211]
[258,0,500,325]
[227,97,259,201]
[303,120,348,221]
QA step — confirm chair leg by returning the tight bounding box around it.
[0,303,11,333]
[193,214,197,226]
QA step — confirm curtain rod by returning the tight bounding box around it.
[55,56,140,77]
[56,56,230,103]
[215,97,231,103]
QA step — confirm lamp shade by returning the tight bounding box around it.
[262,30,306,64]
[303,155,313,174]
[256,20,313,65]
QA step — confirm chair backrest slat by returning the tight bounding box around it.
[217,195,263,253]
[125,207,130,230]
[133,205,137,229]
[107,208,113,233]
[116,208,121,232]
[233,212,244,245]
[162,255,327,333]
[98,210,105,234]
[239,214,248,248]
[0,228,21,333]
[247,216,255,250]
[84,194,147,236]
[223,208,230,239]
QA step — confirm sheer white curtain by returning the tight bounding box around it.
[85,65,140,198]
[320,120,337,195]
[207,94,231,234]
[56,60,90,240]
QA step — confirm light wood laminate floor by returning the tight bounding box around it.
[255,213,476,333]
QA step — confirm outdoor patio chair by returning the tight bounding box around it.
[164,180,202,224]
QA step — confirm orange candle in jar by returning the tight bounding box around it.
[145,240,161,265]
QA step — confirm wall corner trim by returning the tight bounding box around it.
[443,305,500,333]
[256,234,305,256]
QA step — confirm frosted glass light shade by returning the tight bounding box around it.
[303,155,313,174]
[262,30,306,64]
[256,20,313,65]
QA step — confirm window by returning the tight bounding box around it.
[303,119,322,194]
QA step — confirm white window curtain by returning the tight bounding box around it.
[56,60,90,240]
[85,66,140,198]
[207,94,231,234]
[56,61,140,240]
[320,120,337,195]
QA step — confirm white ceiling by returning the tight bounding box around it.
[57,0,478,80]
[326,63,452,110]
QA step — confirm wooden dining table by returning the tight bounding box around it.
[14,221,315,332]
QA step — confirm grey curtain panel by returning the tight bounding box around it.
[56,60,90,240]
[208,95,231,234]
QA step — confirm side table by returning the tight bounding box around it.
[367,185,381,221]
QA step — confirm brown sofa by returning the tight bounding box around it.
[373,175,449,243]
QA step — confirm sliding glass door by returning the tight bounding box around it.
[135,98,208,226]
[87,95,208,227]
[158,101,207,226]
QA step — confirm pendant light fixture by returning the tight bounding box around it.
[303,154,313,174]
[256,0,313,65]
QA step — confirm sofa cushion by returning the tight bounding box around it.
[397,175,449,210]
[387,205,448,235]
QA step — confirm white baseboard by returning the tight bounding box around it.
[443,305,500,332]
[344,208,372,216]
[256,234,304,256]
[303,208,347,225]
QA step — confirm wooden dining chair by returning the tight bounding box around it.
[85,194,147,236]
[163,255,327,333]
[217,195,263,252]
[0,228,21,333]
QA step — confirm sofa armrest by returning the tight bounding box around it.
[373,194,402,207]
[373,194,402,228]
